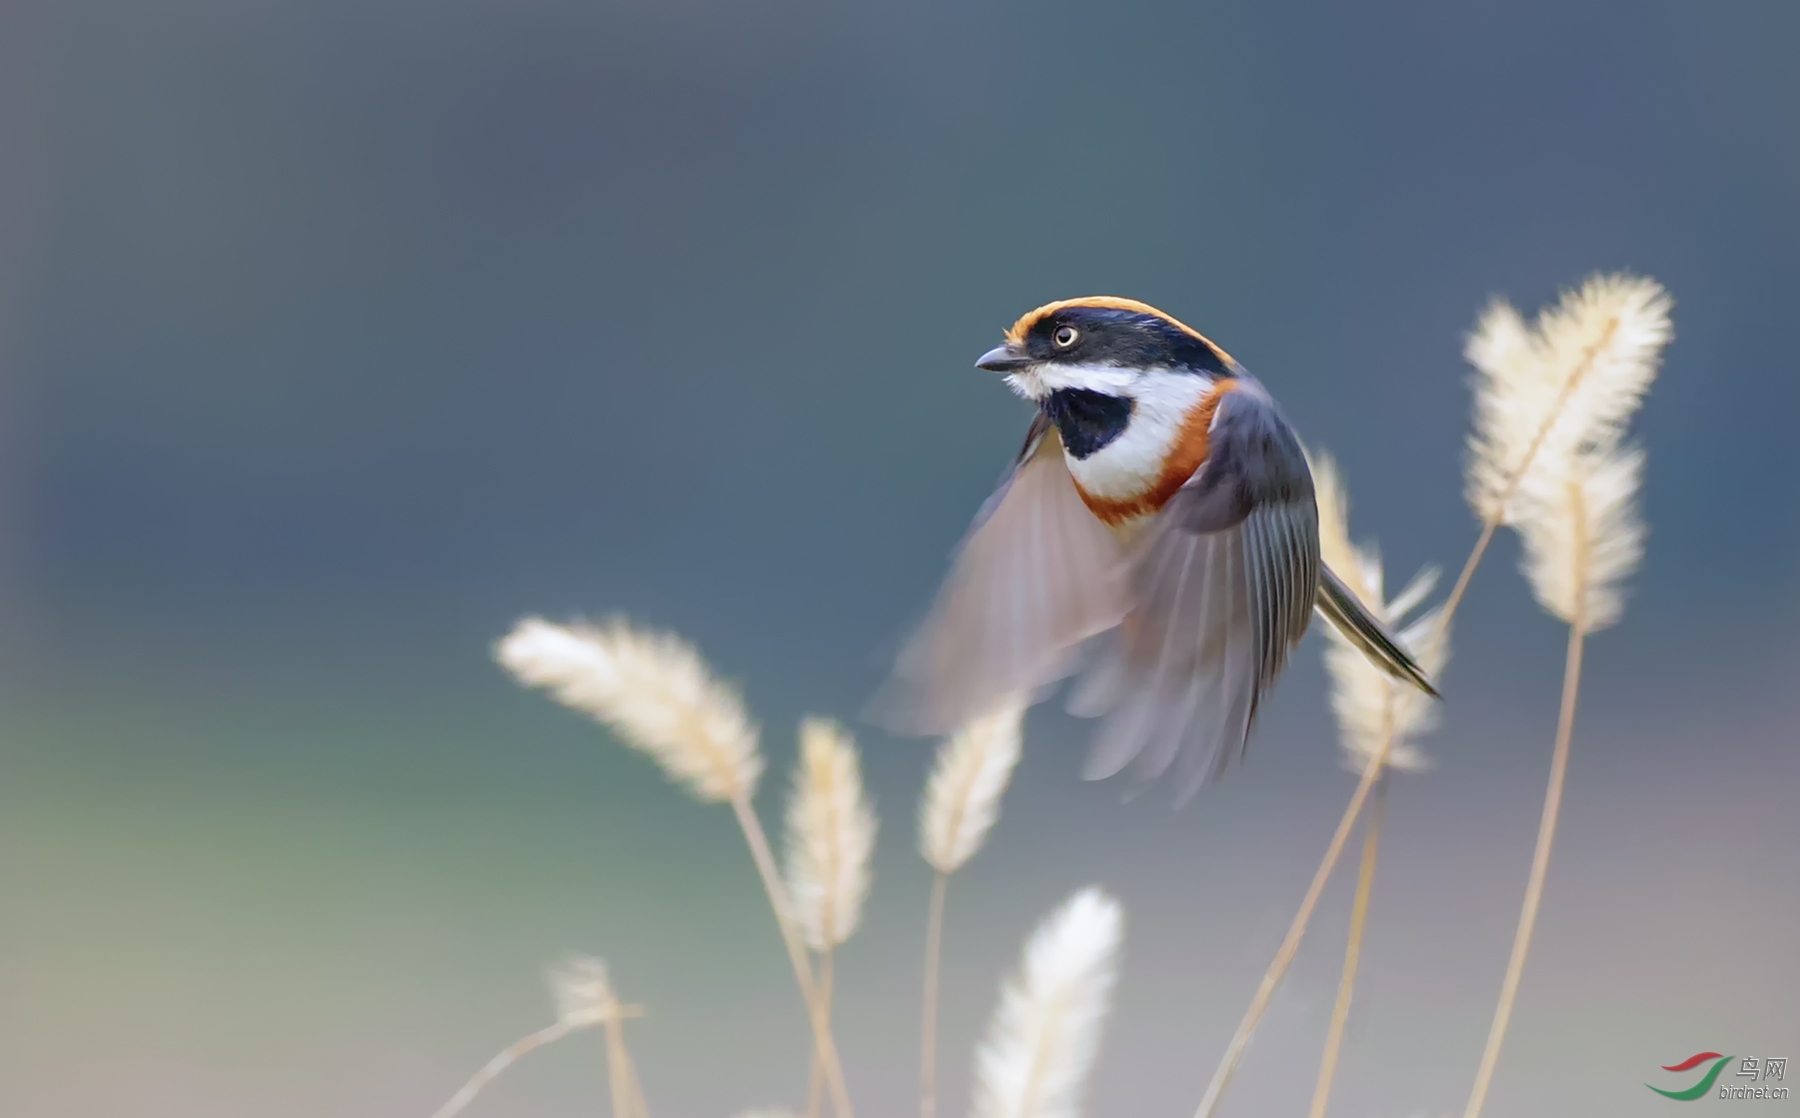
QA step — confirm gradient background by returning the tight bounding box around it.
[2,2,1797,1116]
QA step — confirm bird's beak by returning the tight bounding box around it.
[976,343,1033,372]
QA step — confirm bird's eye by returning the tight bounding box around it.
[1052,325,1079,348]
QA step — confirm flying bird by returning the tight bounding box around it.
[877,297,1438,801]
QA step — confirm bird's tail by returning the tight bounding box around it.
[1315,563,1441,698]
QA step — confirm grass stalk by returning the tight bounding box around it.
[1462,609,1588,1117]
[430,1022,577,1118]
[806,951,837,1118]
[619,1039,651,1118]
[731,793,856,1118]
[1307,775,1388,1118]
[599,994,649,1118]
[920,869,949,1118]
[431,1003,649,1118]
[1192,741,1391,1118]
[1438,518,1497,631]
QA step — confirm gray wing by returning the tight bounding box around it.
[1072,383,1320,802]
[870,414,1131,736]
[1316,563,1441,697]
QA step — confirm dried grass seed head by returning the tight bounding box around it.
[1312,451,1450,773]
[1514,442,1647,631]
[972,887,1122,1118]
[548,954,617,1029]
[495,617,763,803]
[784,717,877,951]
[920,701,1026,875]
[1465,273,1671,525]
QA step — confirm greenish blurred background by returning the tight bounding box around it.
[1,2,1796,1116]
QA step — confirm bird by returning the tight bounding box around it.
[875,296,1438,802]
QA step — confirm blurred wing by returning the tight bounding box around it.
[872,415,1130,735]
[1074,383,1319,801]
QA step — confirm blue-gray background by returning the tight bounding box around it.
[1,2,1796,1116]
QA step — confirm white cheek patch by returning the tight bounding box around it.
[1062,372,1215,501]
[1004,362,1140,402]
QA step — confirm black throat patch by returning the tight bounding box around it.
[1043,388,1133,459]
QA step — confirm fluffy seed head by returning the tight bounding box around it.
[496,617,763,802]
[972,887,1123,1118]
[1514,442,1646,631]
[920,702,1026,875]
[1464,273,1671,525]
[548,954,617,1029]
[1313,452,1450,773]
[783,717,877,952]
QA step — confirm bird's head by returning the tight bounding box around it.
[976,296,1236,402]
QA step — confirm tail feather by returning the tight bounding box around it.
[1314,564,1441,698]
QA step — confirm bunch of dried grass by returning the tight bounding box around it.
[1197,273,1669,1118]
[428,269,1669,1118]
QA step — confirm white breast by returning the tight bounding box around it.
[1063,371,1214,501]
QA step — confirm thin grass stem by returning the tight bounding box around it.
[601,1021,631,1118]
[618,1034,651,1118]
[1307,775,1388,1118]
[430,1021,577,1118]
[600,997,649,1118]
[730,793,855,1118]
[920,869,949,1118]
[806,951,837,1118]
[1192,742,1391,1118]
[1463,612,1588,1117]
[1438,518,1497,632]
